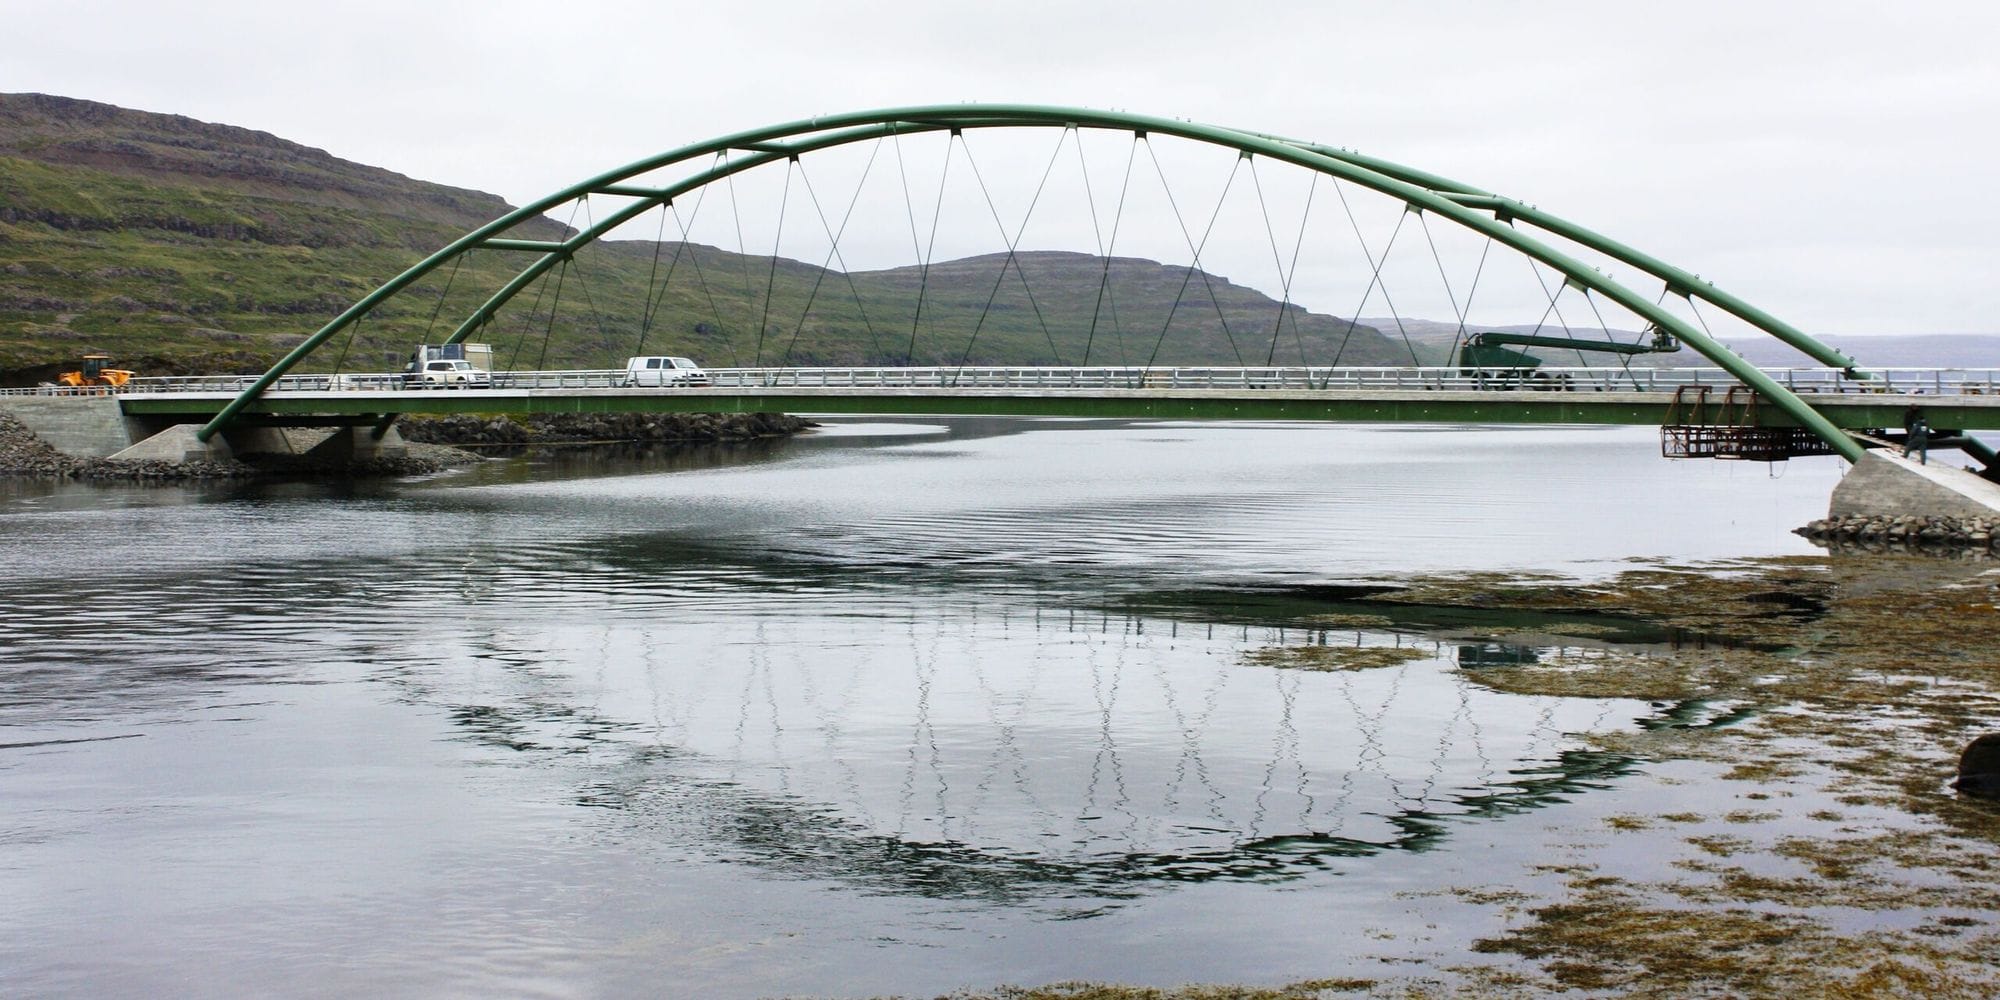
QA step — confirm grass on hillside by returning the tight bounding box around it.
[0,154,1408,378]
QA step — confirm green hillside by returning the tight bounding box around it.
[0,93,1406,382]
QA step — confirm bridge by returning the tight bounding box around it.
[24,363,1986,485]
[20,104,2000,511]
[77,364,2000,433]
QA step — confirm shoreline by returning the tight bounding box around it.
[933,554,2000,997]
[0,411,815,483]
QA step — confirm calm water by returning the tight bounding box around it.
[0,419,1844,997]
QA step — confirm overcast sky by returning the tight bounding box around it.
[7,0,1997,337]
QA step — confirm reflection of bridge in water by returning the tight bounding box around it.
[0,433,1775,908]
[433,541,1747,903]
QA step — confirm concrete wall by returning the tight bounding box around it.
[0,397,383,463]
[0,396,136,457]
[1830,450,2000,520]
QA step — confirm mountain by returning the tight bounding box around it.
[1723,333,1999,370]
[0,93,1410,383]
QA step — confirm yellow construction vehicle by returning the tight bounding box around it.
[57,353,136,390]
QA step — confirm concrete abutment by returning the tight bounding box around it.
[0,396,136,457]
[1829,450,2000,521]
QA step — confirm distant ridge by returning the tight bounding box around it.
[1725,333,1999,369]
[1360,316,2000,369]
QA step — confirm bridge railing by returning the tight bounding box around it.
[6,366,1998,397]
[489,370,627,389]
[699,366,2000,395]
[0,372,404,396]
[0,371,629,395]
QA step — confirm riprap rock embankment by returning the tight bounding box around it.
[398,412,813,447]
[1796,513,1997,554]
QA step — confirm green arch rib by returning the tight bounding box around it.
[200,105,1865,461]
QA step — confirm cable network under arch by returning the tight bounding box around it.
[198,105,1867,461]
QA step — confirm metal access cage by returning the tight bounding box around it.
[1661,424,1840,462]
[1660,385,1843,462]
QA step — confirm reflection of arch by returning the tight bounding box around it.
[421,538,1692,902]
[15,509,1713,906]
[201,105,1865,461]
[574,744,1642,902]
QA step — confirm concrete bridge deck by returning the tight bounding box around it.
[88,364,2000,432]
[99,383,2000,431]
[11,367,2000,446]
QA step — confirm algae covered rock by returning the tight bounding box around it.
[1953,733,2000,798]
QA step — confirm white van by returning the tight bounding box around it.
[622,356,709,387]
[405,359,492,388]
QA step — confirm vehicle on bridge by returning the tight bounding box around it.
[404,343,493,381]
[622,356,710,387]
[405,359,492,388]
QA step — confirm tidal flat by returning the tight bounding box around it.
[935,553,2000,998]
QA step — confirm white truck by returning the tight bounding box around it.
[405,343,494,388]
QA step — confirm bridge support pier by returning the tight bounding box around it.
[224,427,309,456]
[301,426,408,463]
[1830,449,2000,520]
[108,423,234,463]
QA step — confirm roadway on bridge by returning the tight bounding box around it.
[103,366,2000,432]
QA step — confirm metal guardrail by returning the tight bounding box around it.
[5,366,1999,397]
[698,366,2000,394]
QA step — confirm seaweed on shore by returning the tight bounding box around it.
[948,556,2000,997]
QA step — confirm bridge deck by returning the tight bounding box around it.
[108,382,2000,431]
[10,367,1996,431]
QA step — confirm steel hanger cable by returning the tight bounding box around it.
[752,157,797,366]
[902,130,958,366]
[1080,131,1140,368]
[1327,180,1417,371]
[953,129,1069,374]
[1143,139,1247,368]
[781,143,889,365]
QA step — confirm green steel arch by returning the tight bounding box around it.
[200,105,1867,461]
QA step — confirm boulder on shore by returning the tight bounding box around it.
[1955,734,2000,798]
[1795,513,1999,556]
